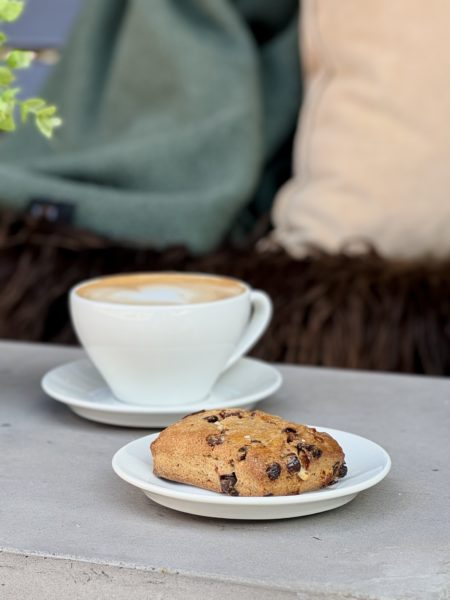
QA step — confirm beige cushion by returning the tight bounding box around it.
[272,0,450,259]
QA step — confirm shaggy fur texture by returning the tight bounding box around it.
[1,209,449,375]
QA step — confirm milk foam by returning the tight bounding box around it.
[77,274,245,305]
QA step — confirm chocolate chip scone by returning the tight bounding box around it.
[151,409,347,496]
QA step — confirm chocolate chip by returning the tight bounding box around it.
[297,443,322,458]
[286,432,297,443]
[219,410,243,419]
[266,463,282,480]
[332,461,347,479]
[204,415,219,423]
[251,439,262,444]
[263,493,274,497]
[220,473,239,495]
[286,453,301,474]
[311,446,322,458]
[337,463,348,478]
[283,427,297,433]
[238,446,249,460]
[206,434,225,447]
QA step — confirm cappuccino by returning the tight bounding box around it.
[71,271,272,405]
[76,273,246,306]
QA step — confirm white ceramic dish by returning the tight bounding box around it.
[41,358,282,428]
[112,429,391,520]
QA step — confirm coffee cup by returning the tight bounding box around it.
[69,272,272,406]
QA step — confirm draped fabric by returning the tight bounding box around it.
[0,0,300,253]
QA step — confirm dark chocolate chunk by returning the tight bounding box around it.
[332,461,347,479]
[204,415,219,423]
[238,446,249,460]
[266,463,282,481]
[286,453,301,474]
[206,434,225,447]
[283,428,298,443]
[219,410,243,419]
[310,446,322,458]
[220,473,239,495]
[337,462,348,478]
[297,443,322,458]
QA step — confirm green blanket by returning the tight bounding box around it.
[0,0,300,253]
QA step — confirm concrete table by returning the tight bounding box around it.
[0,341,449,600]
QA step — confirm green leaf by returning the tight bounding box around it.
[0,66,14,85]
[2,86,19,100]
[0,0,24,22]
[0,97,15,131]
[0,0,62,139]
[22,98,46,111]
[20,97,46,122]
[36,113,62,138]
[35,105,63,138]
[7,49,34,69]
[0,90,16,116]
[36,105,57,120]
[20,99,63,136]
[0,113,16,131]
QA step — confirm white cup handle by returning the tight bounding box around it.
[223,290,272,372]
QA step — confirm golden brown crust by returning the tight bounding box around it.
[151,409,346,497]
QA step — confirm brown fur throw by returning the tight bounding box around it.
[0,209,449,375]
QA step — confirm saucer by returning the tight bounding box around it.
[112,429,391,520]
[41,358,282,428]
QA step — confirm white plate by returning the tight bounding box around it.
[112,429,391,520]
[41,358,282,428]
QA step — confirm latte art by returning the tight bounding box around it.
[76,273,245,305]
